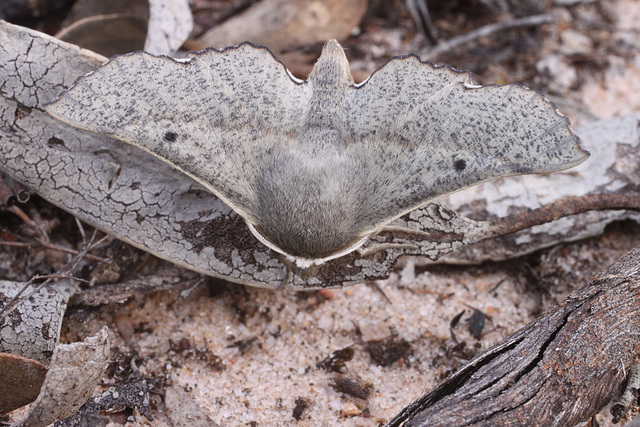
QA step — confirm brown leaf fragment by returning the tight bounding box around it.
[292,397,309,421]
[366,336,412,367]
[467,309,486,340]
[330,376,372,400]
[56,0,192,56]
[0,352,47,414]
[189,0,366,54]
[56,15,148,57]
[61,0,149,26]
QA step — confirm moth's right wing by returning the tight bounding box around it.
[343,55,589,233]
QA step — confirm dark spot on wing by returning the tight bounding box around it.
[454,159,466,172]
[163,131,178,142]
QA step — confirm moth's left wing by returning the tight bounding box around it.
[45,44,311,222]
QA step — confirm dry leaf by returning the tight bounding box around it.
[56,0,192,56]
[188,0,367,54]
[0,353,47,414]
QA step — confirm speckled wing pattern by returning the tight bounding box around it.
[342,56,588,232]
[46,40,588,265]
[45,44,312,223]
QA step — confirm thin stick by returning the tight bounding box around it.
[6,205,37,229]
[75,217,87,242]
[7,205,50,243]
[553,0,596,6]
[421,14,554,61]
[0,273,92,322]
[0,240,109,263]
[486,194,640,236]
[0,230,110,321]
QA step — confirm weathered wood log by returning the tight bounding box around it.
[388,244,640,426]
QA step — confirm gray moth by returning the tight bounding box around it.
[45,40,589,271]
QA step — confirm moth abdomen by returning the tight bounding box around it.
[253,150,367,260]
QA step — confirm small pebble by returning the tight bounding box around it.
[341,403,361,417]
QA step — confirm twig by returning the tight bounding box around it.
[420,14,554,61]
[486,194,640,236]
[6,205,49,243]
[553,0,597,6]
[0,240,109,263]
[75,217,87,242]
[0,229,110,322]
[6,205,35,228]
[1,210,109,262]
[406,0,437,45]
[368,281,393,304]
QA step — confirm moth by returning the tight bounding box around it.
[45,40,589,270]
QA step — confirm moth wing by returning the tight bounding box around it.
[344,61,589,232]
[344,55,471,139]
[45,44,311,222]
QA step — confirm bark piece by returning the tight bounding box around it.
[388,244,640,426]
[13,327,110,427]
[145,0,193,55]
[54,379,153,425]
[68,266,202,307]
[0,280,75,364]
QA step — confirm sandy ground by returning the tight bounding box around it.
[4,0,640,425]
